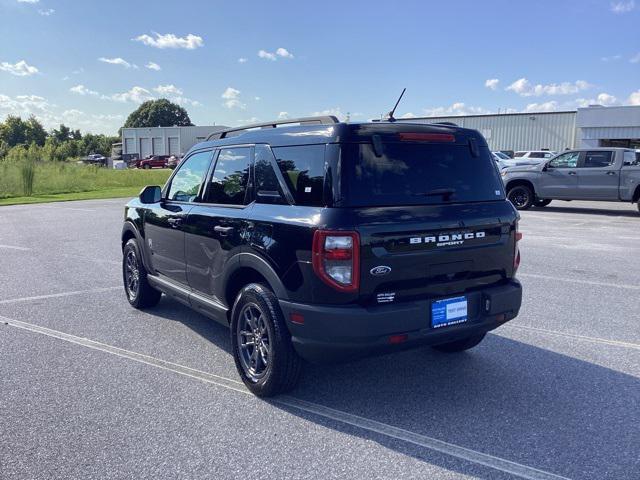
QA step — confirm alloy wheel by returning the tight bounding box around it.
[237,303,271,382]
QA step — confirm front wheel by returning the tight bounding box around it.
[122,239,162,309]
[534,198,552,208]
[231,284,303,397]
[431,333,486,353]
[507,185,534,210]
[143,164,151,169]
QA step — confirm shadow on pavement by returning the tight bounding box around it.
[530,203,639,218]
[152,299,639,480]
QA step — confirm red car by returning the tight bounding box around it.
[136,155,169,169]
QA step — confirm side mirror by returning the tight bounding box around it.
[139,185,161,204]
[542,163,551,172]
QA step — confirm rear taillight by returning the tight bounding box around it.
[514,224,522,273]
[312,230,360,292]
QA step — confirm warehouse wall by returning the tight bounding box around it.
[121,126,226,157]
[398,111,577,152]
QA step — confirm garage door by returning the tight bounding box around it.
[124,138,135,154]
[168,137,179,155]
[152,137,163,155]
[140,138,151,158]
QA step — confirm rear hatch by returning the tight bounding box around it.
[338,130,518,305]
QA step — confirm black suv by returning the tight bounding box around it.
[121,116,523,396]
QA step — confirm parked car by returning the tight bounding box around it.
[499,150,558,169]
[121,116,523,396]
[502,148,640,211]
[82,153,107,167]
[135,155,169,169]
[493,151,511,160]
[167,155,181,169]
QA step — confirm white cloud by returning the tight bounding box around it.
[400,112,417,119]
[145,62,161,71]
[238,57,248,64]
[171,97,201,107]
[99,57,137,69]
[524,101,559,112]
[254,96,261,101]
[69,84,98,96]
[312,107,347,119]
[485,79,500,90]
[422,102,491,117]
[17,0,39,3]
[154,84,183,96]
[630,52,640,63]
[611,0,635,13]
[276,47,294,59]
[106,86,154,104]
[221,87,245,109]
[575,93,618,107]
[278,111,289,119]
[38,8,54,15]
[628,90,640,105]
[133,32,203,49]
[258,50,277,61]
[0,60,39,76]
[506,78,592,97]
[258,48,294,61]
[601,54,622,62]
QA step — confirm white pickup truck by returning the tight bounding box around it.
[502,148,640,212]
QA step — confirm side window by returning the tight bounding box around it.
[514,151,526,158]
[623,151,638,166]
[166,150,212,202]
[272,145,326,207]
[255,145,287,205]
[529,152,544,158]
[204,147,251,205]
[583,151,614,168]
[549,151,579,168]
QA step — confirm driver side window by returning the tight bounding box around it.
[549,151,579,168]
[167,150,212,202]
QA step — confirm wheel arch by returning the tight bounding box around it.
[505,179,536,196]
[632,184,640,203]
[224,253,289,320]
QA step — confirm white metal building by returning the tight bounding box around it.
[397,105,640,152]
[121,125,227,159]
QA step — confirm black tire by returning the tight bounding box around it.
[534,199,552,208]
[143,164,151,169]
[231,283,303,397]
[122,238,162,309]
[432,333,486,353]
[507,185,534,210]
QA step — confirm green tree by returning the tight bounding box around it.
[25,116,47,146]
[124,99,193,128]
[51,124,72,143]
[0,115,28,147]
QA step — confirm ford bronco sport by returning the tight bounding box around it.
[121,116,523,396]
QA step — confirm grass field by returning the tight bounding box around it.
[0,162,171,205]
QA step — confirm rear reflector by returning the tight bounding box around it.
[398,132,455,143]
[389,334,408,344]
[290,313,305,325]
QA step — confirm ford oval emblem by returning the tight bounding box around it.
[370,265,392,276]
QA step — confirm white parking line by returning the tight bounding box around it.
[0,244,30,251]
[0,286,121,305]
[501,324,640,351]
[518,273,640,291]
[0,315,571,480]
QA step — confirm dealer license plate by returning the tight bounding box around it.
[431,296,468,329]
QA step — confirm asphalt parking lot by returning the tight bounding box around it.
[1,198,638,480]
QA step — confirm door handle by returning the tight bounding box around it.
[606,171,616,176]
[214,225,234,236]
[167,218,182,228]
[568,171,577,175]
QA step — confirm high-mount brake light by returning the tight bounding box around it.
[398,132,455,142]
[312,231,360,292]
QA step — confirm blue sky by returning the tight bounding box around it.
[1,0,639,134]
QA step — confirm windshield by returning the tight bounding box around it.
[341,142,505,207]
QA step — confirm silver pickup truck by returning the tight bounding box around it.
[502,148,640,212]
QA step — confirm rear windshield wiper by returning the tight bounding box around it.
[414,188,457,200]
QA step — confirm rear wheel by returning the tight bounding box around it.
[534,198,552,208]
[432,333,486,353]
[122,238,162,309]
[143,164,151,169]
[231,283,303,397]
[507,185,534,210]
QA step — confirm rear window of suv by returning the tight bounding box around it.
[341,142,504,207]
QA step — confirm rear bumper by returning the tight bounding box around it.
[279,280,522,363]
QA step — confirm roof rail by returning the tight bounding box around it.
[431,122,458,127]
[206,115,340,141]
